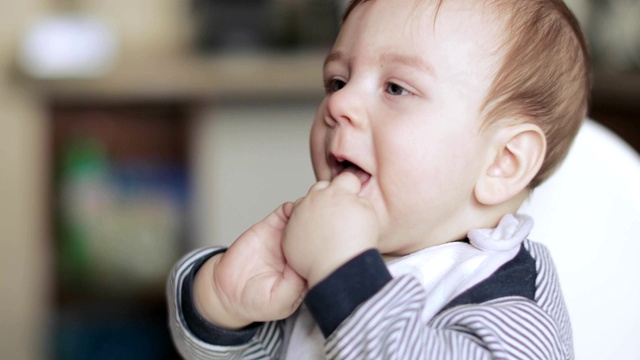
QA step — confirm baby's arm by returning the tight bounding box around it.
[167,247,286,359]
[167,203,307,359]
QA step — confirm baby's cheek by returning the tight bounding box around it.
[309,132,329,180]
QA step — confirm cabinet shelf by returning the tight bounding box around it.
[17,51,327,103]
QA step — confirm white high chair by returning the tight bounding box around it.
[519,119,640,360]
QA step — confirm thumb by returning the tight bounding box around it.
[282,201,295,219]
[263,203,294,232]
[331,172,362,194]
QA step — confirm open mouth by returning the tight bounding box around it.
[330,155,372,187]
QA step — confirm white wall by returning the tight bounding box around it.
[191,103,317,249]
[0,1,50,359]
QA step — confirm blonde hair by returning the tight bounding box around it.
[342,0,591,188]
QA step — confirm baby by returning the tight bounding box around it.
[168,0,590,358]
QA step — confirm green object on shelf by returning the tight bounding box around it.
[58,136,110,288]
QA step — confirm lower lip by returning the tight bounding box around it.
[359,178,371,196]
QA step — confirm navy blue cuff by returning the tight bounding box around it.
[304,249,392,337]
[181,249,262,346]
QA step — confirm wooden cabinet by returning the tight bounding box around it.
[50,102,190,359]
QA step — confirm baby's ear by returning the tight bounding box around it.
[474,123,546,206]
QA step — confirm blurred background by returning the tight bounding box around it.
[0,0,637,359]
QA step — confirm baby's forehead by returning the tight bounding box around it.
[336,0,510,83]
[402,0,508,59]
[401,0,509,96]
[416,0,508,34]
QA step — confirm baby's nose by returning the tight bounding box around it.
[324,86,365,129]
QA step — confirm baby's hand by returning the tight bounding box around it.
[283,172,379,287]
[193,203,307,329]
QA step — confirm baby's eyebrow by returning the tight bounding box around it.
[381,53,437,78]
[323,51,344,70]
[323,51,437,79]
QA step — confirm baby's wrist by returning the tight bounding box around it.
[305,249,392,337]
[306,247,377,288]
[193,253,252,330]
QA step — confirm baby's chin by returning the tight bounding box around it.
[382,253,402,262]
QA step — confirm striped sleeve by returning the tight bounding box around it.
[322,240,573,359]
[524,240,574,357]
[166,247,285,359]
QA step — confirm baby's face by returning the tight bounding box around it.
[310,0,505,255]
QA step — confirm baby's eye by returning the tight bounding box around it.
[386,82,411,96]
[324,79,346,94]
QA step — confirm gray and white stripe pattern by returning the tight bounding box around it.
[168,240,573,359]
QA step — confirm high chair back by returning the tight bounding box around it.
[519,119,640,360]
